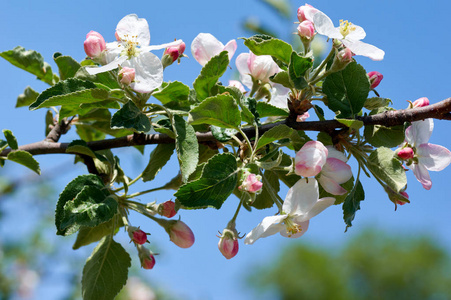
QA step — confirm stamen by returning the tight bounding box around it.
[339,19,356,38]
[284,218,302,237]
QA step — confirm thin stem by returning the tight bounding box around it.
[113,173,143,193]
[309,46,335,82]
[126,185,168,199]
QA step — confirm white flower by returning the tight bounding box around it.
[191,33,237,67]
[401,118,451,190]
[312,11,384,61]
[86,14,182,93]
[244,178,335,245]
[317,146,353,195]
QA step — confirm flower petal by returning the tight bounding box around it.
[409,163,432,190]
[417,143,451,171]
[325,146,348,162]
[301,197,335,221]
[295,141,328,177]
[405,119,433,146]
[280,220,309,239]
[86,56,127,75]
[235,53,253,89]
[223,39,237,62]
[144,39,184,51]
[283,178,319,215]
[312,11,342,39]
[322,158,353,184]
[269,84,290,109]
[123,52,163,93]
[346,25,366,41]
[317,175,348,195]
[191,33,225,66]
[244,215,286,245]
[116,14,150,46]
[342,40,385,61]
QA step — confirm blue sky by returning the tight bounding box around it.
[1,0,451,299]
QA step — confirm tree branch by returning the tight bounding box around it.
[1,97,450,157]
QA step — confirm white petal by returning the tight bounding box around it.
[322,158,353,184]
[123,52,163,93]
[244,215,286,245]
[223,39,237,62]
[417,143,451,171]
[325,146,348,162]
[346,25,366,41]
[301,197,335,221]
[269,84,290,109]
[85,56,127,75]
[235,52,252,88]
[116,14,150,46]
[318,175,348,195]
[280,220,309,238]
[105,42,122,64]
[143,39,183,51]
[295,141,328,177]
[405,119,433,146]
[409,163,432,190]
[312,11,342,39]
[283,178,319,215]
[191,33,225,66]
[248,54,279,82]
[342,39,385,61]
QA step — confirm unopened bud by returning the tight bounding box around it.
[118,67,135,85]
[162,41,186,68]
[296,112,310,122]
[397,191,409,206]
[297,21,315,40]
[397,147,414,160]
[367,71,383,89]
[330,48,353,72]
[238,173,263,193]
[297,4,318,22]
[218,229,239,259]
[128,226,148,245]
[84,31,106,58]
[157,200,177,218]
[137,245,156,270]
[411,97,430,108]
[165,220,195,248]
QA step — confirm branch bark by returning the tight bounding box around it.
[1,97,450,157]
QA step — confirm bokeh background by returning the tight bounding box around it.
[1,0,451,299]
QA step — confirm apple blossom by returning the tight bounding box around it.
[118,67,135,85]
[191,33,237,66]
[367,71,383,89]
[295,141,328,177]
[312,10,385,61]
[244,178,335,244]
[165,220,195,248]
[218,228,239,259]
[317,146,353,195]
[399,118,451,190]
[238,173,263,193]
[397,147,414,160]
[411,97,430,108]
[297,20,315,40]
[86,14,183,93]
[297,4,318,22]
[127,226,148,245]
[398,191,409,206]
[84,31,106,59]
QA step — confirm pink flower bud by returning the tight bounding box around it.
[164,42,186,62]
[238,173,263,193]
[218,229,239,259]
[118,67,135,85]
[367,71,383,89]
[296,112,310,122]
[397,191,409,206]
[158,200,177,218]
[297,4,318,22]
[167,220,195,249]
[412,97,430,108]
[337,48,353,64]
[295,141,328,177]
[127,226,148,245]
[138,246,156,270]
[397,147,414,160]
[297,21,315,40]
[83,31,106,58]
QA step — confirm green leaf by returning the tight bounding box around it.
[270,71,293,89]
[60,100,121,119]
[75,66,121,90]
[55,174,106,236]
[172,115,199,182]
[45,110,54,136]
[7,150,41,174]
[53,52,81,80]
[252,170,279,209]
[189,94,241,129]
[343,180,365,230]
[256,124,295,150]
[73,215,123,250]
[364,97,392,110]
[366,147,407,193]
[336,118,364,130]
[29,78,109,111]
[211,126,238,142]
[16,86,39,108]
[256,102,289,118]
[288,52,312,89]
[3,129,18,150]
[66,140,96,158]
[142,143,175,182]
[82,237,131,300]
[323,62,370,118]
[111,100,151,132]
[0,46,57,85]
[152,81,190,104]
[0,140,8,152]
[193,51,229,100]
[60,186,117,234]
[364,108,405,147]
[175,153,238,209]
[243,35,293,65]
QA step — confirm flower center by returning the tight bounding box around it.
[339,20,356,38]
[118,34,140,58]
[284,217,302,237]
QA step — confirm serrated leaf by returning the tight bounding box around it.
[111,100,151,132]
[193,51,229,100]
[60,186,117,234]
[82,237,131,300]
[3,129,18,150]
[55,174,105,236]
[152,81,190,104]
[366,147,407,193]
[75,66,121,90]
[343,180,365,230]
[256,101,289,117]
[336,118,364,130]
[256,124,295,150]
[0,46,57,85]
[211,126,238,142]
[175,153,238,209]
[172,115,199,182]
[288,52,312,89]
[252,170,279,209]
[189,94,241,129]
[66,140,96,158]
[270,71,293,89]
[323,62,370,118]
[142,143,175,182]
[243,35,293,65]
[60,100,120,119]
[73,215,123,250]
[53,52,81,80]
[6,150,41,174]
[364,97,392,110]
[16,86,39,108]
[29,78,109,111]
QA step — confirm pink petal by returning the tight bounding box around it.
[223,39,237,62]
[295,141,328,177]
[317,175,348,195]
[417,143,451,171]
[322,158,353,184]
[235,53,253,89]
[409,163,432,190]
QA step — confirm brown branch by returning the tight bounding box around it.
[1,97,450,157]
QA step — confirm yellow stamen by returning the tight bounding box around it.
[339,19,356,38]
[284,218,302,237]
